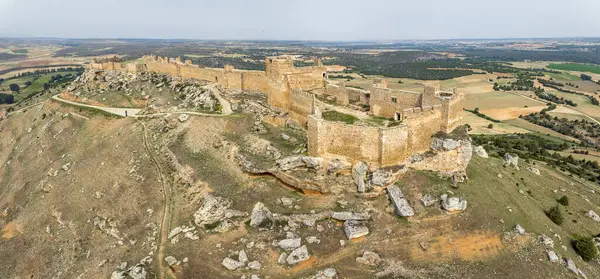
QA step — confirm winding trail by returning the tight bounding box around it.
[137,120,172,279]
[51,94,232,118]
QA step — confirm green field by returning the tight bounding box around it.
[548,63,600,75]
[546,72,581,81]
[0,71,76,101]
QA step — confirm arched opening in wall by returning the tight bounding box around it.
[322,72,327,78]
[215,76,218,83]
[394,112,402,121]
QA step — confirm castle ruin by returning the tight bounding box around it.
[88,54,463,167]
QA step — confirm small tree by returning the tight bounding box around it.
[557,196,569,206]
[488,123,494,129]
[545,205,564,225]
[572,235,598,261]
[9,83,20,92]
[24,81,32,87]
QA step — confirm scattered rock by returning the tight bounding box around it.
[164,256,178,266]
[247,261,262,270]
[353,162,369,193]
[327,158,352,174]
[420,194,438,207]
[474,146,488,158]
[371,169,393,186]
[177,114,189,122]
[586,210,600,222]
[250,202,273,228]
[306,236,320,244]
[193,195,247,231]
[222,257,244,271]
[277,252,288,264]
[238,250,248,263]
[286,245,310,265]
[527,166,540,176]
[503,153,519,170]
[356,251,382,266]
[277,238,302,250]
[514,224,525,235]
[387,185,414,217]
[343,220,369,240]
[331,211,370,221]
[280,197,295,206]
[565,258,578,275]
[547,250,559,263]
[441,194,467,212]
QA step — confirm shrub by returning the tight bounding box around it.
[488,123,494,129]
[545,205,564,225]
[572,235,598,261]
[557,196,569,206]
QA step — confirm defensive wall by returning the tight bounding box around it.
[307,85,463,166]
[89,55,326,126]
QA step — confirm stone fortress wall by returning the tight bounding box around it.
[89,55,463,167]
[310,79,464,166]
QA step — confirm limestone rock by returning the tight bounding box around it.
[193,195,247,230]
[277,238,302,250]
[540,234,554,248]
[238,250,248,263]
[276,156,323,171]
[474,145,488,158]
[247,261,262,270]
[503,153,519,169]
[371,169,392,186]
[327,158,352,174]
[111,264,148,279]
[441,195,467,212]
[387,185,414,217]
[250,202,273,228]
[286,245,310,265]
[178,114,189,122]
[514,224,525,235]
[331,211,370,221]
[565,258,578,275]
[353,162,369,193]
[222,257,244,270]
[527,166,540,175]
[356,251,382,266]
[430,138,461,151]
[165,256,178,266]
[420,194,438,207]
[547,250,559,263]
[586,210,600,221]
[343,220,369,240]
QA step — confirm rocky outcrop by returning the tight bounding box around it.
[193,195,247,232]
[527,166,540,175]
[343,220,369,239]
[250,202,273,228]
[356,251,381,266]
[586,210,600,221]
[353,162,369,193]
[474,145,488,158]
[503,153,519,170]
[408,132,472,175]
[276,156,323,171]
[286,245,310,265]
[441,194,467,212]
[387,185,414,217]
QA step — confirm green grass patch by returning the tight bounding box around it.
[322,110,359,124]
[548,63,600,75]
[546,72,581,81]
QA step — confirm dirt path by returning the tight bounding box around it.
[138,120,172,279]
[52,95,142,117]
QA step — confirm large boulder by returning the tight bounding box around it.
[474,146,488,158]
[356,251,382,266]
[352,162,369,193]
[277,238,302,250]
[327,158,352,174]
[193,195,247,229]
[249,202,273,228]
[286,245,310,265]
[276,156,323,171]
[503,153,519,169]
[441,194,467,212]
[371,169,393,186]
[222,257,245,270]
[387,185,414,217]
[586,210,600,222]
[343,220,369,239]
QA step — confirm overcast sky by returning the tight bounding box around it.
[0,0,599,41]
